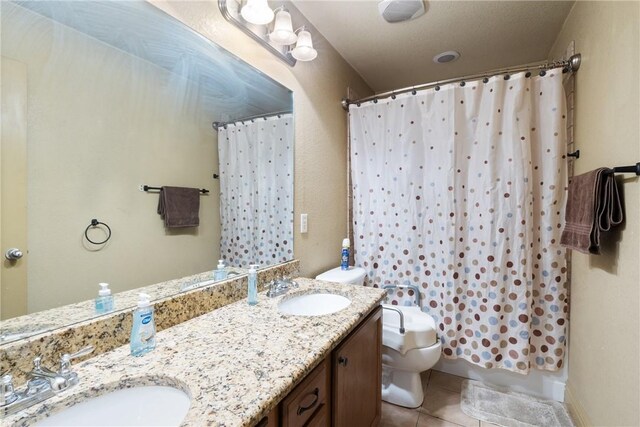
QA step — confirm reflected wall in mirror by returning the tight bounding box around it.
[0,1,294,325]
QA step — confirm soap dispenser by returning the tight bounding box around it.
[130,293,156,357]
[95,283,114,314]
[213,259,228,281]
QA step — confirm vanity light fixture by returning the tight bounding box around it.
[240,0,274,25]
[291,27,317,62]
[269,7,297,45]
[219,0,318,65]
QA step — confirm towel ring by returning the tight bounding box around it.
[84,219,111,245]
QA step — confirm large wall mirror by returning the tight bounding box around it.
[0,1,294,337]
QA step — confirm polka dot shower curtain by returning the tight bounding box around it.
[349,72,569,373]
[218,114,294,267]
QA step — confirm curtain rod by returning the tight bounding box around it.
[212,110,293,130]
[341,54,581,110]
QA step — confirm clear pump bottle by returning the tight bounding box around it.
[247,264,259,305]
[213,259,228,281]
[95,283,114,314]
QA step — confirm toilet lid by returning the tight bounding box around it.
[315,266,366,284]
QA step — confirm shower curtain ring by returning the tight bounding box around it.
[482,77,489,83]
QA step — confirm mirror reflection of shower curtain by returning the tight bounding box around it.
[217,114,294,267]
[349,72,568,374]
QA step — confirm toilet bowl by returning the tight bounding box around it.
[315,267,442,409]
[381,304,441,408]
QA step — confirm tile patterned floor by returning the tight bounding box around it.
[380,370,497,427]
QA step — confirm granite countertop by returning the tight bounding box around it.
[6,278,386,427]
[0,268,247,345]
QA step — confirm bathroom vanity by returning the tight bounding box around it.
[264,304,382,427]
[3,278,385,426]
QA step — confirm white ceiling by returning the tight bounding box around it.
[293,0,575,93]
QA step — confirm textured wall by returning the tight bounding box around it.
[149,1,373,278]
[549,2,639,425]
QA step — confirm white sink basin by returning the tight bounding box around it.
[35,385,190,426]
[278,293,351,316]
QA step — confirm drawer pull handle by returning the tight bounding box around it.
[296,387,319,416]
[338,356,348,366]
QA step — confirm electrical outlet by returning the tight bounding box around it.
[300,213,308,233]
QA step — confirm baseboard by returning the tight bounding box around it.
[564,382,591,427]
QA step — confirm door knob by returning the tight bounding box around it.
[338,356,348,366]
[5,248,23,260]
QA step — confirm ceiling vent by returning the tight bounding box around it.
[378,0,426,23]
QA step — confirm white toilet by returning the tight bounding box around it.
[315,267,442,409]
[381,305,441,408]
[315,266,369,285]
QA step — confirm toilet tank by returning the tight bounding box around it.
[316,267,366,285]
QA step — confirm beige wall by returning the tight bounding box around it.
[2,4,221,312]
[149,1,373,278]
[549,2,639,425]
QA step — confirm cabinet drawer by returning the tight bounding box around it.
[281,358,330,427]
[255,406,278,427]
[305,404,328,427]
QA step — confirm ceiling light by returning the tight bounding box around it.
[269,8,297,45]
[291,27,317,62]
[433,51,460,64]
[240,0,274,26]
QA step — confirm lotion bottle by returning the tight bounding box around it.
[130,293,156,357]
[95,283,114,314]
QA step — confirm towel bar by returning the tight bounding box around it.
[140,185,209,194]
[608,162,640,176]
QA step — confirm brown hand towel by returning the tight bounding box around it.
[598,173,623,231]
[561,168,623,254]
[157,186,200,228]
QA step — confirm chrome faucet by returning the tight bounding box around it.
[266,276,299,297]
[1,346,94,416]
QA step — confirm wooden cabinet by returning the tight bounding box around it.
[256,407,279,427]
[281,358,330,427]
[332,306,382,427]
[277,306,382,427]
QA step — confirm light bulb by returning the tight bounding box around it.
[269,9,297,45]
[291,29,317,61]
[240,0,274,25]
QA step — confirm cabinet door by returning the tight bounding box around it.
[332,306,382,427]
